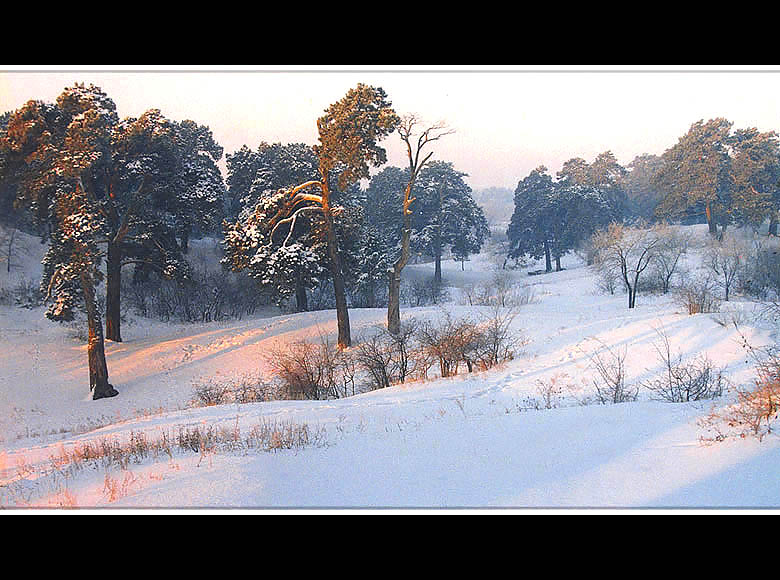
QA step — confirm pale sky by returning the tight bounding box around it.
[2,65,780,190]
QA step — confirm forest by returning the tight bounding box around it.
[2,83,779,403]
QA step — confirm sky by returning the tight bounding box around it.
[2,65,780,191]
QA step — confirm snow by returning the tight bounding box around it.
[2,226,779,512]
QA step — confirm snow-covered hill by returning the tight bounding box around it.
[1,226,779,511]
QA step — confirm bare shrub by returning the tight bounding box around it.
[740,238,780,299]
[651,225,691,294]
[401,276,449,307]
[415,309,525,378]
[265,334,357,400]
[461,271,537,308]
[470,305,527,371]
[416,312,478,378]
[700,343,780,442]
[353,320,420,390]
[0,277,42,308]
[190,372,281,407]
[587,340,637,404]
[641,330,726,402]
[676,275,721,315]
[535,373,574,409]
[352,330,396,390]
[705,233,749,302]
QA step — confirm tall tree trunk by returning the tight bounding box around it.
[434,251,442,285]
[321,186,350,348]
[769,210,778,236]
[705,201,718,236]
[555,255,562,272]
[82,272,118,400]
[544,241,552,272]
[105,240,122,342]
[295,278,308,313]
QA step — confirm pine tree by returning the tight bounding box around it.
[411,161,488,284]
[251,85,399,347]
[654,118,734,236]
[222,142,322,312]
[42,183,118,399]
[507,167,611,272]
[507,166,558,271]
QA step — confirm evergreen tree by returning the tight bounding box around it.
[507,166,558,271]
[508,166,611,271]
[223,142,324,312]
[1,84,226,344]
[253,84,399,347]
[222,189,325,311]
[623,154,665,221]
[411,161,488,284]
[729,127,780,230]
[653,118,734,236]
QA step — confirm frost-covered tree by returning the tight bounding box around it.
[729,127,780,231]
[508,166,613,272]
[0,90,120,398]
[1,84,225,343]
[166,119,226,252]
[507,166,557,271]
[412,160,488,284]
[223,142,321,312]
[253,84,399,347]
[623,154,665,222]
[222,189,325,311]
[557,151,628,221]
[654,118,735,236]
[42,184,118,399]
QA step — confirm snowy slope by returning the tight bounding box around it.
[1,227,779,510]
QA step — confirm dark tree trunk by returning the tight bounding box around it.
[295,279,308,313]
[388,273,402,334]
[544,241,552,273]
[322,201,350,348]
[769,211,778,236]
[82,273,118,400]
[434,252,442,285]
[555,255,562,272]
[105,241,122,342]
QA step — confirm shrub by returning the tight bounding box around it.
[190,372,281,407]
[700,344,780,442]
[415,309,525,378]
[587,340,637,404]
[265,334,357,400]
[676,276,721,315]
[352,320,420,390]
[641,330,725,402]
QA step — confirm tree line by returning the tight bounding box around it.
[506,118,780,276]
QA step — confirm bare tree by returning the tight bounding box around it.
[706,232,748,301]
[387,115,453,335]
[651,224,691,294]
[592,223,660,308]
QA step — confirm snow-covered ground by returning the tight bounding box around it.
[1,226,779,512]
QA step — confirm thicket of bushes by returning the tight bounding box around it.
[255,309,527,402]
